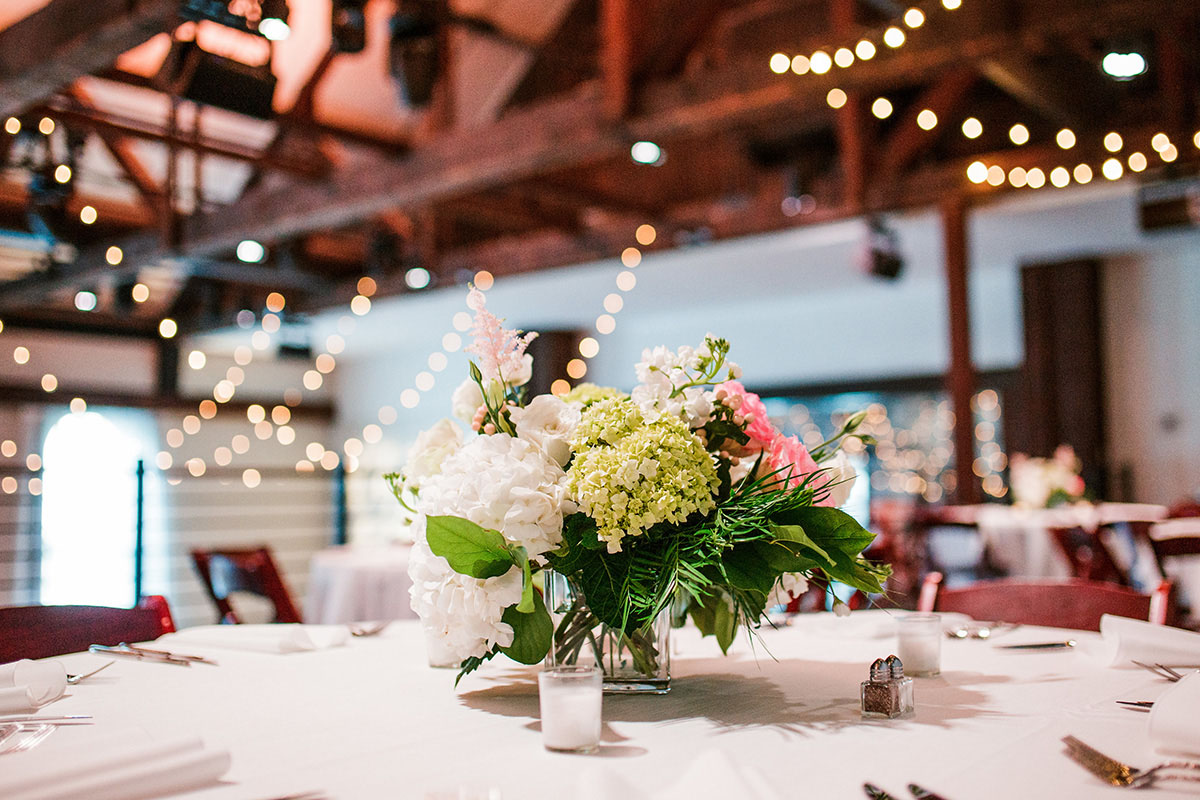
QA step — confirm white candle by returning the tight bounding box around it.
[538,667,602,753]
[897,613,942,677]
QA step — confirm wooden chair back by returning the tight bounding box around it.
[190,546,302,624]
[1048,525,1130,586]
[0,596,175,663]
[916,572,1171,631]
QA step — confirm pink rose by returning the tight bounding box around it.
[767,433,822,491]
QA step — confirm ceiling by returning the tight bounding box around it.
[0,0,1195,340]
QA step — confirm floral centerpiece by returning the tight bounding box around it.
[388,288,889,690]
[1009,445,1087,508]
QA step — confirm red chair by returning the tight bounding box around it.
[1048,525,1131,586]
[190,546,302,624]
[916,571,1172,631]
[0,596,176,663]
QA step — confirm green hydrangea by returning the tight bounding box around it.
[568,397,719,552]
[562,382,626,408]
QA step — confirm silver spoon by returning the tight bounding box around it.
[67,660,114,685]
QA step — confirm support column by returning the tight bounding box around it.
[943,196,979,504]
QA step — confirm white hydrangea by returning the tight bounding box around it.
[417,433,569,560]
[509,394,581,467]
[407,517,523,664]
[402,418,463,489]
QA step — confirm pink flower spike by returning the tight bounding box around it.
[463,288,538,383]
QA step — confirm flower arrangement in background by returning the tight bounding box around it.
[387,288,888,682]
[1008,444,1087,508]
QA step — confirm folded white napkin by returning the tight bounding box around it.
[159,624,349,654]
[1082,615,1200,667]
[1150,672,1200,758]
[0,734,231,800]
[0,660,67,714]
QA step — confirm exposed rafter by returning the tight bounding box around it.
[0,0,179,117]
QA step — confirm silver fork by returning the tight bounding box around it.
[1063,735,1200,788]
[67,660,114,685]
[0,725,55,756]
[1131,660,1181,681]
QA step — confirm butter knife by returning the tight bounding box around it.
[863,783,898,800]
[996,640,1076,650]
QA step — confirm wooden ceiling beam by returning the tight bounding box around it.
[978,53,1107,129]
[16,0,1171,310]
[42,99,330,178]
[879,69,977,177]
[601,0,635,120]
[0,0,179,118]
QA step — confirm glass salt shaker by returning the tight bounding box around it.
[861,654,914,719]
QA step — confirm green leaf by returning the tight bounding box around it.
[768,524,837,569]
[500,590,553,664]
[426,515,514,579]
[722,543,777,596]
[714,594,737,654]
[512,546,534,613]
[780,507,877,556]
[753,539,822,575]
[455,646,499,687]
[689,594,717,637]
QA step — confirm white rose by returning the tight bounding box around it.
[818,451,857,508]
[451,379,484,425]
[509,395,581,467]
[403,419,463,488]
[416,434,568,560]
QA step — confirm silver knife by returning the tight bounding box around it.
[996,640,1076,650]
[0,715,93,724]
[863,783,898,800]
[89,644,192,665]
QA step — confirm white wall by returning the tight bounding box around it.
[324,181,1200,512]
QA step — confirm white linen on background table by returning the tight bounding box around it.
[158,623,350,653]
[1149,672,1200,757]
[303,545,417,624]
[1082,614,1200,667]
[30,611,1200,799]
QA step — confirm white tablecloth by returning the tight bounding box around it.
[975,503,1168,580]
[303,545,416,625]
[26,611,1200,799]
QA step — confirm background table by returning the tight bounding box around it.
[975,502,1168,580]
[302,545,415,624]
[31,611,1200,799]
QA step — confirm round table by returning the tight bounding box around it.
[302,544,416,624]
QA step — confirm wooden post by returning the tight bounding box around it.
[943,196,979,504]
[601,0,633,120]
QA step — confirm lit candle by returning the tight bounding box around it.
[538,666,602,753]
[897,613,942,677]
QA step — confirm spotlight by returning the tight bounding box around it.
[237,240,267,263]
[1102,51,1147,80]
[258,0,290,41]
[157,40,278,120]
[405,267,431,289]
[389,0,440,106]
[74,290,97,312]
[333,0,369,54]
[862,217,904,280]
[630,141,665,166]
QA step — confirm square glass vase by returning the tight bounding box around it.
[543,570,671,694]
